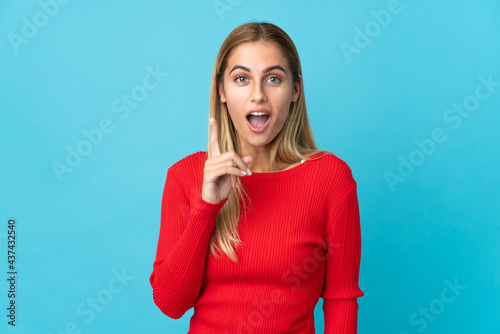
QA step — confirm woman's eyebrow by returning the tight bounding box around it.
[229,65,286,75]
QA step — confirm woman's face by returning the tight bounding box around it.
[218,41,301,152]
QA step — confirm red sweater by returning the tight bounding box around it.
[150,151,364,333]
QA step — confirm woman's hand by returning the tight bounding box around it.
[202,117,252,204]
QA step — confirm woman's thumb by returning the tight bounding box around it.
[242,156,252,165]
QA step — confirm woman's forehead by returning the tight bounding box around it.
[225,42,289,75]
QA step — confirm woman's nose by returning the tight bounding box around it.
[251,82,267,102]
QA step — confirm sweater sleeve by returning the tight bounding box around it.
[149,168,228,319]
[321,179,364,334]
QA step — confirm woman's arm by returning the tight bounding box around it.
[149,169,228,319]
[322,183,364,334]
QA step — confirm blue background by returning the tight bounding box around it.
[1,0,499,333]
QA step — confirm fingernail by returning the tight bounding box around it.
[209,118,213,126]
[235,183,238,188]
[246,168,252,176]
[241,170,247,175]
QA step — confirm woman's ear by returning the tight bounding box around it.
[218,82,227,103]
[291,75,302,103]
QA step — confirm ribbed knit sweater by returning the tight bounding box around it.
[150,151,364,333]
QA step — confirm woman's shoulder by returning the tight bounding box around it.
[169,150,206,168]
[309,150,356,188]
[167,151,207,179]
[309,150,353,172]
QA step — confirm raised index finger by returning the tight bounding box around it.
[210,117,221,156]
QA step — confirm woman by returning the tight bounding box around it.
[150,21,364,333]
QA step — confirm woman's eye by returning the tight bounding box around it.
[268,76,281,84]
[235,76,247,83]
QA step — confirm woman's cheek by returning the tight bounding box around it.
[226,87,246,103]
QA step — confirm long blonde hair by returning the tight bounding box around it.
[207,21,333,263]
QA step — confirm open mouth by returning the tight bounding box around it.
[246,113,270,128]
[246,113,271,133]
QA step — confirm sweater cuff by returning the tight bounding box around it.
[189,190,229,225]
[323,298,359,334]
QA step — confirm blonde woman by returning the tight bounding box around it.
[150,21,364,333]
